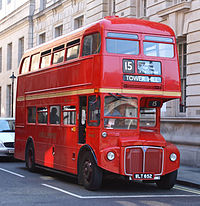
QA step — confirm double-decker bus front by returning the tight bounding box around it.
[93,18,181,190]
[14,17,181,191]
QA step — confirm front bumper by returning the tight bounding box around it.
[0,148,14,156]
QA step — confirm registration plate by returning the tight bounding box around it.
[8,149,14,154]
[133,173,154,180]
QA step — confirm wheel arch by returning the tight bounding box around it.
[25,136,35,160]
[77,144,97,175]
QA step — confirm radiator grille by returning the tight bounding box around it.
[4,142,14,148]
[125,146,163,175]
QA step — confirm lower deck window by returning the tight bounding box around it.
[50,106,61,124]
[37,107,48,124]
[63,106,76,125]
[28,107,36,123]
[140,108,156,127]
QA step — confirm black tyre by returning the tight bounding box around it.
[79,151,102,191]
[156,170,177,189]
[25,142,36,172]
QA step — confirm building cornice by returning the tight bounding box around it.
[0,1,30,24]
[161,117,200,123]
[157,2,191,18]
[33,0,64,20]
[0,16,30,37]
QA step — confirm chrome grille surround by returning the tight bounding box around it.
[124,146,164,177]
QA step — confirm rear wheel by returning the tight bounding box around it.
[79,151,102,190]
[25,142,35,172]
[156,170,177,189]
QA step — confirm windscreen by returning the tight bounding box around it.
[0,119,15,132]
[104,96,138,129]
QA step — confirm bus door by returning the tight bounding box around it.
[52,104,78,172]
[79,96,87,144]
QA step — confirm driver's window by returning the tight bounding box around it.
[88,95,100,126]
[104,96,138,129]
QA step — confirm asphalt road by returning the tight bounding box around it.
[0,157,200,206]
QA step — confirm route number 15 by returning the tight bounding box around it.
[123,59,135,74]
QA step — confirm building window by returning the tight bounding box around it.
[136,0,147,18]
[39,33,46,45]
[178,40,187,113]
[6,85,11,117]
[0,48,2,73]
[74,16,83,29]
[55,25,63,38]
[7,0,11,4]
[18,37,24,65]
[0,87,1,116]
[7,43,12,71]
[108,0,116,15]
[143,0,147,17]
[166,0,189,6]
[40,0,46,11]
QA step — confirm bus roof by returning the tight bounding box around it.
[22,16,175,58]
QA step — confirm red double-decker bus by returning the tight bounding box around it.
[15,16,181,190]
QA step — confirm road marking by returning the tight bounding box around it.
[42,184,200,199]
[174,185,200,195]
[42,184,82,198]
[0,167,25,178]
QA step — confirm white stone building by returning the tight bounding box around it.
[0,0,199,166]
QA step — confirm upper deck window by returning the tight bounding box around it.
[106,32,139,55]
[40,49,51,69]
[107,33,138,40]
[53,45,65,64]
[145,36,173,43]
[66,39,80,61]
[144,36,174,58]
[82,33,101,56]
[21,57,30,74]
[30,53,40,72]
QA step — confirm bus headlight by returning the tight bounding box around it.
[0,141,5,148]
[107,152,115,161]
[170,153,177,162]
[102,132,107,138]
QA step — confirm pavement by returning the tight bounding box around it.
[177,164,200,189]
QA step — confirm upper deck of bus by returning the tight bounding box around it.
[18,17,181,100]
[20,17,175,58]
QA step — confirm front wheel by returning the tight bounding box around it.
[25,142,36,172]
[80,151,102,191]
[156,170,177,189]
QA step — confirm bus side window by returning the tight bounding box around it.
[66,39,80,61]
[50,106,61,124]
[88,95,100,126]
[82,33,101,56]
[37,107,48,124]
[53,45,65,64]
[30,53,40,72]
[140,108,156,127]
[63,106,76,125]
[21,57,30,74]
[27,107,36,123]
[40,49,51,69]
